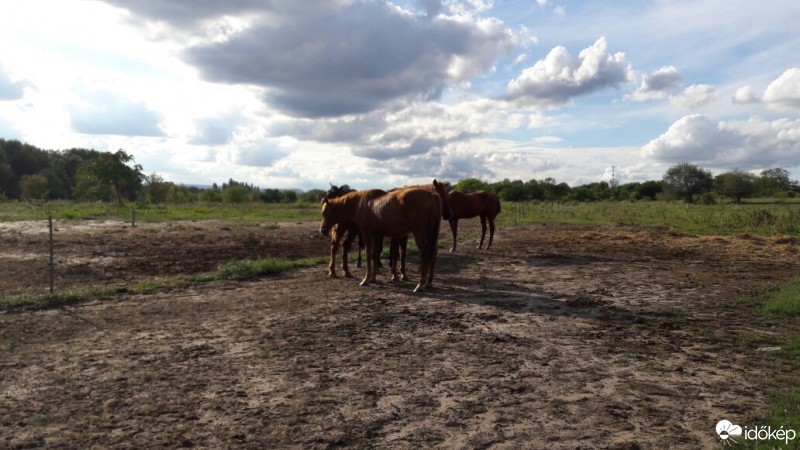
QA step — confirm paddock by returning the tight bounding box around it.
[2,219,799,448]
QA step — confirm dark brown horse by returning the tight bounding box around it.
[447,190,501,252]
[321,181,451,292]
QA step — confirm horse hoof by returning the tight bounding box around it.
[360,280,370,287]
[328,272,338,278]
[413,284,423,293]
[449,247,456,253]
[401,276,410,282]
[344,272,354,279]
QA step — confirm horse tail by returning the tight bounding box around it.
[495,195,502,217]
[427,194,442,256]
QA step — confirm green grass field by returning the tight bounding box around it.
[3,198,800,237]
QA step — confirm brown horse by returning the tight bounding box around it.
[324,184,383,278]
[321,181,451,292]
[386,180,452,282]
[447,190,501,252]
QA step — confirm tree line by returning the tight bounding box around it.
[1,139,797,205]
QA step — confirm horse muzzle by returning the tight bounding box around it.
[320,225,331,238]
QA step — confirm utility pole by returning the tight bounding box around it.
[609,165,619,189]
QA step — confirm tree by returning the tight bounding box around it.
[637,181,662,200]
[302,189,326,203]
[141,173,172,204]
[757,168,796,196]
[76,149,143,204]
[19,174,49,200]
[453,178,489,193]
[714,169,757,204]
[662,163,713,202]
[223,185,251,204]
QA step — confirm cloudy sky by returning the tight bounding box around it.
[1,0,799,190]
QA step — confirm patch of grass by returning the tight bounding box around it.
[0,201,321,223]
[736,282,800,449]
[497,200,800,236]
[5,198,800,237]
[758,281,800,318]
[215,257,326,280]
[0,256,327,311]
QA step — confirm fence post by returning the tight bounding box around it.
[131,208,136,227]
[48,215,54,294]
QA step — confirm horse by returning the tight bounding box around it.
[447,190,501,252]
[321,180,452,292]
[324,184,380,278]
[386,180,453,282]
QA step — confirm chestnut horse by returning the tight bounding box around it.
[321,181,451,292]
[324,184,379,278]
[447,190,501,252]
[386,181,452,282]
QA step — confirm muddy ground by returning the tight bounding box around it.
[1,218,800,449]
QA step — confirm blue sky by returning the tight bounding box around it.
[0,0,798,190]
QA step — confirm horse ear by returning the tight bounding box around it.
[433,179,439,187]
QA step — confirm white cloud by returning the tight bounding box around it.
[189,112,243,146]
[532,136,563,144]
[272,98,529,161]
[642,114,800,169]
[505,37,632,108]
[732,86,759,105]
[107,0,515,118]
[68,88,165,137]
[669,84,719,110]
[628,66,682,101]
[0,64,31,101]
[763,68,800,111]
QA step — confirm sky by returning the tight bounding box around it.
[0,0,799,191]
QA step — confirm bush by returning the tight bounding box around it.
[222,185,250,204]
[19,174,49,200]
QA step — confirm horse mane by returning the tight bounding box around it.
[388,180,451,193]
[326,183,356,200]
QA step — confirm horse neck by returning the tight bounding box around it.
[329,193,361,222]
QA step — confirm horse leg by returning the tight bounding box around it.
[371,236,382,282]
[448,219,458,253]
[360,231,373,287]
[328,229,340,278]
[342,231,355,278]
[356,234,363,268]
[389,237,399,282]
[412,231,428,292]
[376,236,384,269]
[486,216,496,250]
[425,242,438,289]
[478,216,488,249]
[400,236,409,282]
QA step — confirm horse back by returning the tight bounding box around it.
[365,188,440,236]
[449,190,498,219]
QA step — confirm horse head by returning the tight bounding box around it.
[432,179,453,221]
[326,183,353,200]
[320,197,335,237]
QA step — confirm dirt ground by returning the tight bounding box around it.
[2,218,800,449]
